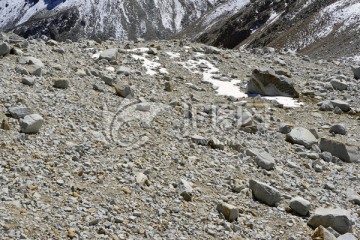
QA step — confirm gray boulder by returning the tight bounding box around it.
[337,233,358,240]
[329,124,347,135]
[351,65,360,80]
[331,79,348,90]
[249,179,281,206]
[117,66,131,76]
[319,138,360,163]
[0,41,11,56]
[114,84,134,98]
[246,148,275,170]
[8,106,33,119]
[247,68,299,98]
[99,48,119,61]
[216,202,238,222]
[235,109,253,127]
[308,208,352,234]
[177,179,193,202]
[286,127,318,149]
[53,79,69,89]
[22,77,36,86]
[330,100,350,112]
[289,196,311,216]
[20,114,44,134]
[311,226,337,240]
[346,188,360,205]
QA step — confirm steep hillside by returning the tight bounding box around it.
[0,0,219,41]
[191,0,360,59]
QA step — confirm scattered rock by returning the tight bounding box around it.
[311,226,337,240]
[286,127,318,149]
[319,138,360,163]
[164,81,174,92]
[279,123,293,134]
[289,196,311,216]
[177,179,193,201]
[330,100,351,112]
[8,106,33,119]
[135,172,150,186]
[308,208,352,234]
[330,79,348,90]
[247,68,299,98]
[99,48,119,61]
[22,76,36,86]
[114,84,134,98]
[235,109,253,127]
[53,78,69,89]
[20,114,44,134]
[136,103,150,112]
[329,124,347,135]
[0,41,11,56]
[246,148,275,170]
[117,66,131,76]
[208,136,225,150]
[1,119,10,130]
[346,188,360,205]
[216,202,239,222]
[337,233,358,240]
[351,65,360,80]
[249,179,281,206]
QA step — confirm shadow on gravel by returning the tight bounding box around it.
[28,0,65,10]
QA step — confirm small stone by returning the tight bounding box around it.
[320,152,333,162]
[351,65,360,80]
[89,218,101,226]
[320,101,334,111]
[117,66,131,76]
[135,172,150,186]
[330,100,350,112]
[53,78,69,89]
[329,124,346,135]
[0,41,11,56]
[20,114,44,134]
[136,103,150,112]
[93,83,105,92]
[311,226,337,240]
[286,127,318,149]
[67,229,76,238]
[99,48,119,61]
[346,188,360,205]
[216,202,239,222]
[208,136,225,150]
[164,81,174,92]
[8,106,33,119]
[289,196,311,216]
[177,178,193,201]
[249,179,281,206]
[191,135,208,146]
[246,148,275,170]
[26,65,42,76]
[22,77,35,86]
[279,123,293,134]
[115,84,134,98]
[308,208,352,234]
[330,79,348,90]
[101,73,117,86]
[235,109,253,127]
[337,233,358,240]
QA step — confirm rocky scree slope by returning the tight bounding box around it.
[0,33,360,239]
[189,0,360,60]
[0,0,219,41]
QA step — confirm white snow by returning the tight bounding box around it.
[166,52,181,59]
[132,54,162,76]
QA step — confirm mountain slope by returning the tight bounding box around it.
[190,0,360,59]
[0,0,219,41]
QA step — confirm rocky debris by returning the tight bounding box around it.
[246,148,275,170]
[247,68,299,98]
[311,226,337,240]
[330,79,348,91]
[329,124,347,135]
[53,78,70,89]
[99,48,119,61]
[177,179,193,201]
[0,41,11,56]
[351,65,360,80]
[289,197,311,216]
[22,76,36,86]
[8,106,33,119]
[20,114,44,134]
[319,138,360,163]
[286,127,318,149]
[216,202,239,222]
[249,179,281,206]
[337,233,358,240]
[330,100,351,112]
[308,208,352,234]
[114,84,134,98]
[346,189,360,205]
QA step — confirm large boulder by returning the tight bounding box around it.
[330,100,350,112]
[247,68,299,98]
[249,179,281,206]
[286,127,318,149]
[99,48,119,61]
[216,202,239,222]
[308,208,352,234]
[319,138,360,163]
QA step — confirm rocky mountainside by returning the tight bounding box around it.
[1,32,360,239]
[190,0,360,60]
[0,0,219,41]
